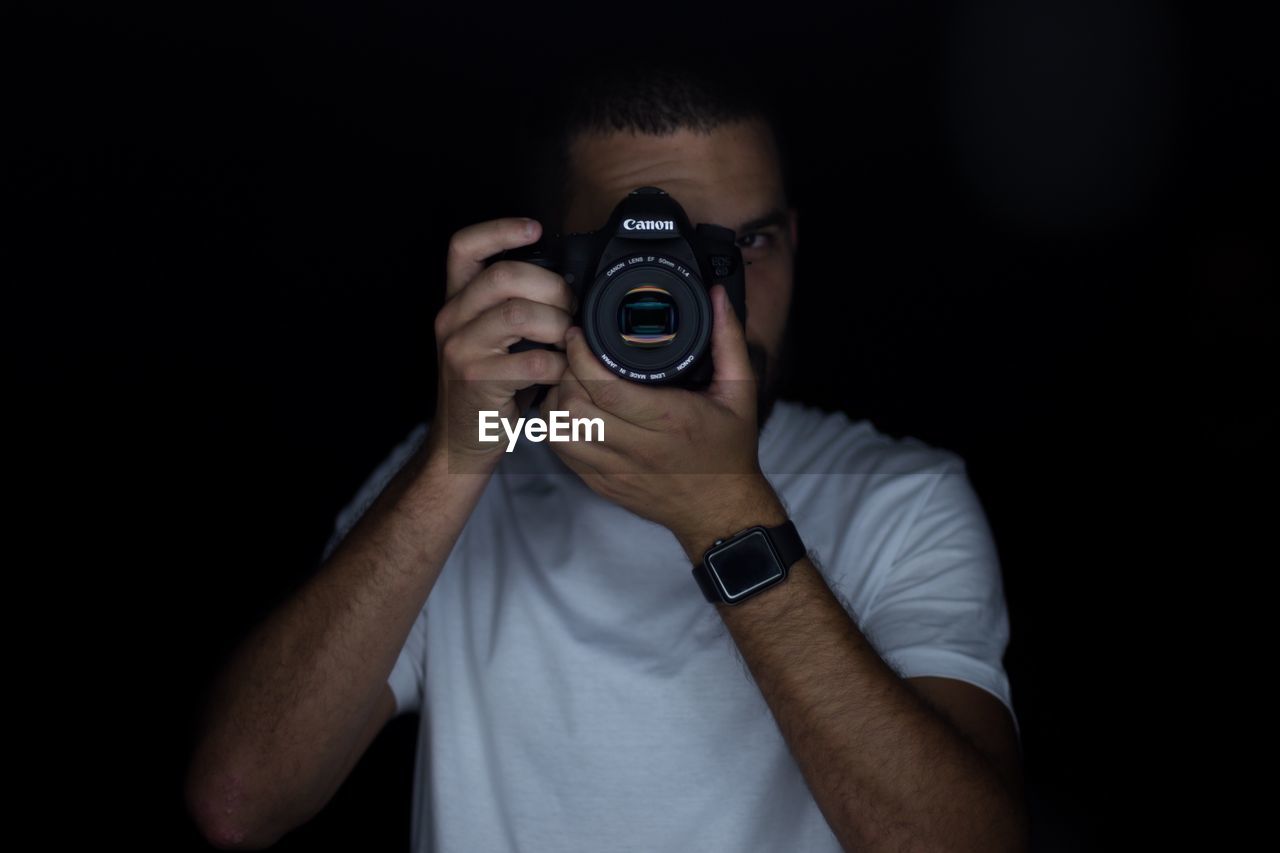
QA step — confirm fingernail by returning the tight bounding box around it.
[522,218,538,238]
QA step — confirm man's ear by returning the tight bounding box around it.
[788,207,799,251]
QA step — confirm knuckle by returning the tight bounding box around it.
[446,231,469,265]
[593,380,623,411]
[632,445,658,472]
[538,349,564,379]
[488,260,515,290]
[523,348,549,377]
[665,407,693,435]
[548,352,567,379]
[433,304,454,341]
[440,333,465,368]
[500,297,527,330]
[458,359,484,383]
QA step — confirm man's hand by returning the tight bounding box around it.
[432,217,575,470]
[540,284,786,558]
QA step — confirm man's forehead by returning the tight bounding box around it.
[563,119,785,234]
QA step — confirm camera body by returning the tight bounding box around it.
[494,186,747,387]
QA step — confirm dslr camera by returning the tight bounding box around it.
[492,186,747,387]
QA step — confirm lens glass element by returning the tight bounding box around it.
[618,286,678,347]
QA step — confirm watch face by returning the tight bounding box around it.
[706,529,785,602]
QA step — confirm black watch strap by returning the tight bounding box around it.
[691,519,806,604]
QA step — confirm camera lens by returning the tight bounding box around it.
[618,286,677,347]
[582,256,711,383]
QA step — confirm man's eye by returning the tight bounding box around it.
[737,232,773,250]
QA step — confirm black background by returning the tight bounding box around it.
[9,1,1274,849]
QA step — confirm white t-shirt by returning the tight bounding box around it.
[322,399,1018,853]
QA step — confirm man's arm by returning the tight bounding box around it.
[545,287,1026,850]
[184,431,489,850]
[184,215,573,849]
[673,487,1029,853]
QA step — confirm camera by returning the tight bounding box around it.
[491,186,747,387]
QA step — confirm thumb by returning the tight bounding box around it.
[707,285,756,413]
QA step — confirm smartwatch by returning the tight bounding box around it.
[691,520,806,605]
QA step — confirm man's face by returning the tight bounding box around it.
[560,119,798,421]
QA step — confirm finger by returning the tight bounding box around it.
[554,362,646,458]
[563,326,661,426]
[706,284,757,415]
[554,362,614,431]
[445,218,541,298]
[544,413,628,473]
[455,297,573,355]
[446,261,576,331]
[462,347,567,395]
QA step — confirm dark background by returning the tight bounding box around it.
[9,1,1273,849]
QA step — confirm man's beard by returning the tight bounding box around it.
[748,322,793,432]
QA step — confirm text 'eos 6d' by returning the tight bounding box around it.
[478,411,606,453]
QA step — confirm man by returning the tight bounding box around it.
[185,59,1028,852]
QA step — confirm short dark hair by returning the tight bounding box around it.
[513,49,794,232]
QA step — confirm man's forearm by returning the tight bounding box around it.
[186,431,491,846]
[674,484,1026,853]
